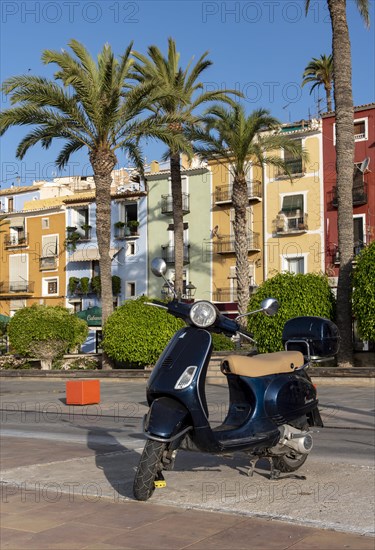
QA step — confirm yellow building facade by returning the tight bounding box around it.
[264,120,324,277]
[209,159,264,309]
[0,201,67,316]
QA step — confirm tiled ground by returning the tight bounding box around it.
[1,485,374,550]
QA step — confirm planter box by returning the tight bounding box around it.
[66,379,100,405]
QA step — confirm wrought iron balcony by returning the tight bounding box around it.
[4,233,28,247]
[213,232,260,254]
[161,244,190,264]
[333,243,366,264]
[274,212,308,235]
[329,183,368,208]
[0,280,35,294]
[215,181,262,204]
[212,288,238,302]
[39,256,58,270]
[161,193,190,215]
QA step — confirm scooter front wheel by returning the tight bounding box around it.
[133,440,167,501]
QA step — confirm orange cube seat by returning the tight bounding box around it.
[66,380,100,405]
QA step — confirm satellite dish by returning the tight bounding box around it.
[359,157,370,173]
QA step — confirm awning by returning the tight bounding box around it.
[0,314,10,325]
[76,306,102,326]
[10,217,25,227]
[69,248,117,262]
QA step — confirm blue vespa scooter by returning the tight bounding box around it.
[133,259,339,501]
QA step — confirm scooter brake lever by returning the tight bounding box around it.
[145,301,168,310]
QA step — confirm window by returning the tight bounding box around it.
[354,119,367,141]
[353,216,365,255]
[74,207,89,235]
[42,218,49,229]
[126,282,136,298]
[126,242,136,256]
[282,139,303,175]
[334,118,368,144]
[277,194,306,231]
[286,257,304,274]
[40,235,58,270]
[43,277,58,296]
[8,198,14,212]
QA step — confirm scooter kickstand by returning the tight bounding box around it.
[268,457,281,480]
[247,459,257,477]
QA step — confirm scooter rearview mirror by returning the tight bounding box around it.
[261,298,279,317]
[151,258,167,278]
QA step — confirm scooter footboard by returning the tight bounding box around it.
[144,397,192,442]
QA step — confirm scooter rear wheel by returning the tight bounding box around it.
[272,452,308,472]
[133,440,167,501]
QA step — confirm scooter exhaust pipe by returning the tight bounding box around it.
[280,426,313,454]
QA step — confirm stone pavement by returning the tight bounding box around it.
[1,378,374,549]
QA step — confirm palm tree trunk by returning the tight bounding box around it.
[90,149,117,370]
[170,152,184,299]
[232,175,250,325]
[325,84,333,112]
[328,0,354,367]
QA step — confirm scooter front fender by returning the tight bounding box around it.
[144,397,192,443]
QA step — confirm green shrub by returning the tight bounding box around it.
[7,305,88,369]
[352,242,375,342]
[247,272,335,353]
[102,296,184,367]
[212,332,236,351]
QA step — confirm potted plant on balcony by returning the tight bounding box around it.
[65,229,80,251]
[91,275,101,296]
[68,277,80,295]
[114,220,126,238]
[127,220,139,235]
[80,224,92,239]
[80,277,90,295]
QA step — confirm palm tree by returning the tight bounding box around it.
[305,0,370,367]
[0,40,187,350]
[302,54,333,112]
[132,38,238,297]
[192,104,307,321]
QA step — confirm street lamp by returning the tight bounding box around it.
[185,281,197,301]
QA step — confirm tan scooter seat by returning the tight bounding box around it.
[221,351,304,378]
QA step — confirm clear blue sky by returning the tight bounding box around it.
[1,0,374,189]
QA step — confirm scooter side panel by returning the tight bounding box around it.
[264,374,318,423]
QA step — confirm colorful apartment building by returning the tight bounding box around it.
[0,170,148,351]
[208,159,264,314]
[322,103,375,282]
[263,119,325,279]
[146,158,212,301]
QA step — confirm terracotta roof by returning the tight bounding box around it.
[321,102,375,117]
[62,192,96,204]
[0,184,42,197]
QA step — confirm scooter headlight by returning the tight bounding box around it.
[189,301,217,328]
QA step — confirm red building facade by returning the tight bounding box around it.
[322,103,375,278]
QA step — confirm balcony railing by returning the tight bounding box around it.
[39,256,58,270]
[212,288,238,302]
[0,280,35,294]
[4,233,28,247]
[215,181,262,204]
[161,193,190,215]
[329,183,368,208]
[333,243,366,264]
[161,244,190,264]
[274,212,308,234]
[213,232,260,254]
